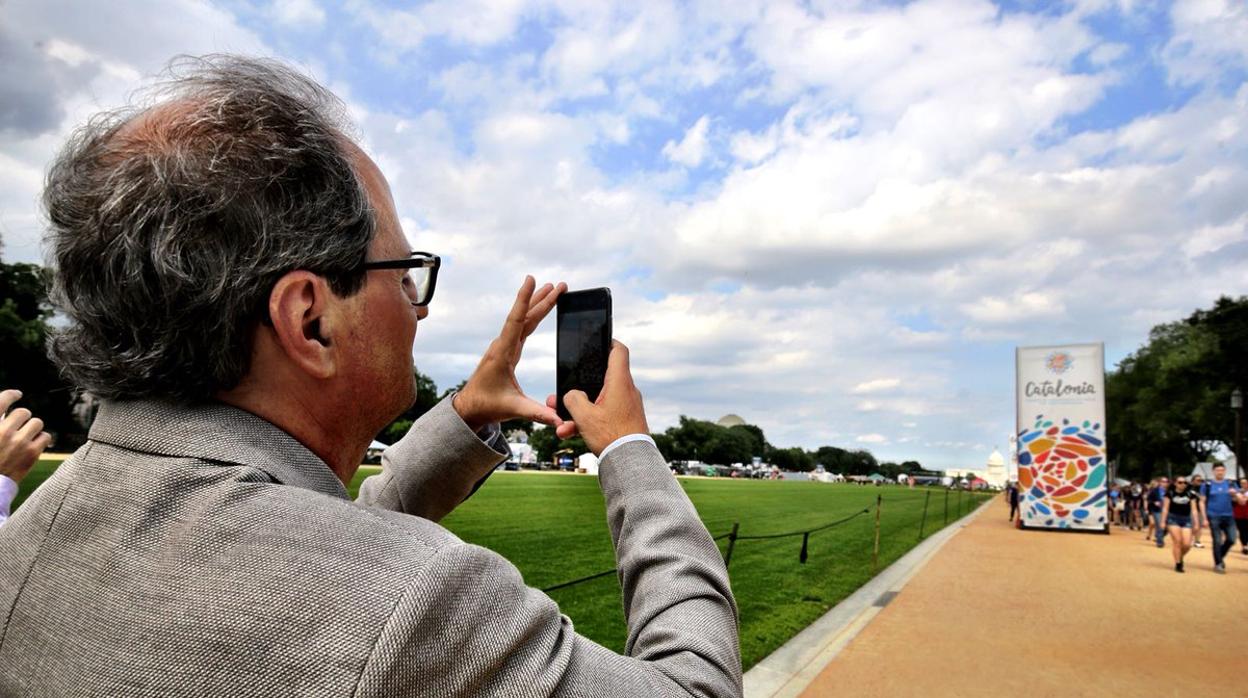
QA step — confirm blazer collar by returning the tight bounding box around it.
[89,399,349,500]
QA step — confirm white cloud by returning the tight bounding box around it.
[852,378,901,394]
[857,433,888,444]
[1163,0,1248,85]
[663,115,712,168]
[961,292,1066,325]
[272,0,326,28]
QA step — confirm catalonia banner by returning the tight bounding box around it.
[1015,343,1108,532]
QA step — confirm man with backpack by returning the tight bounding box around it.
[1200,463,1244,574]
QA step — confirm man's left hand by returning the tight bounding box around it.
[453,276,566,432]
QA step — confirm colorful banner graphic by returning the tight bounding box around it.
[1015,344,1108,532]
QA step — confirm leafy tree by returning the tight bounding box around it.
[528,426,557,463]
[845,449,879,476]
[651,432,674,461]
[0,260,80,448]
[664,416,722,461]
[769,446,814,472]
[703,426,755,465]
[728,423,769,458]
[1107,296,1248,479]
[813,445,850,473]
[380,419,413,444]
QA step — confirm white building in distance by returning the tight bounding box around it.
[984,449,1008,489]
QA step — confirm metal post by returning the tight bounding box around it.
[957,488,963,518]
[918,489,931,541]
[943,489,949,526]
[723,522,739,568]
[799,532,810,564]
[872,494,882,572]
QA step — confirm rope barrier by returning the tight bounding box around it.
[541,530,739,592]
[732,508,871,541]
[540,492,992,592]
[541,568,617,593]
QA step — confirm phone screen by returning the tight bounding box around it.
[556,288,612,421]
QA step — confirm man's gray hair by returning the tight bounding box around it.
[44,55,375,402]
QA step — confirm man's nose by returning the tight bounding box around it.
[401,272,420,303]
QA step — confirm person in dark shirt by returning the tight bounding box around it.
[1146,477,1169,547]
[1007,481,1020,522]
[1161,477,1202,573]
[1235,478,1248,556]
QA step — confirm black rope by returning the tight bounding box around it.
[542,506,873,592]
[733,507,871,540]
[541,568,616,593]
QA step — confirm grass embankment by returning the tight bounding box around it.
[15,459,990,669]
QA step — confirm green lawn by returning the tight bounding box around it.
[14,459,990,669]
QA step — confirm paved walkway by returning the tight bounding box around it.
[798,498,1246,696]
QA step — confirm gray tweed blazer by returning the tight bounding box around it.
[0,396,741,696]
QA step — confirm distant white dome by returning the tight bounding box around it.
[987,450,1005,468]
[717,414,747,428]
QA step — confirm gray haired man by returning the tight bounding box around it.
[0,56,741,697]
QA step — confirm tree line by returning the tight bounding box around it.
[525,414,924,478]
[1106,295,1247,480]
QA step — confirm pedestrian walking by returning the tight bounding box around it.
[1108,484,1122,526]
[1007,481,1020,522]
[1235,478,1248,556]
[1199,464,1243,573]
[1146,477,1169,547]
[1127,482,1145,530]
[1161,477,1202,573]
[1192,474,1206,548]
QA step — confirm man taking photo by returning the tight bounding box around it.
[0,56,741,697]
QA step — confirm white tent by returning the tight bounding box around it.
[506,442,536,465]
[577,452,599,475]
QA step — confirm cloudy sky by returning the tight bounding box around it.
[1,0,1245,468]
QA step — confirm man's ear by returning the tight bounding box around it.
[267,271,338,380]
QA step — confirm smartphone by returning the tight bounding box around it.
[556,287,612,421]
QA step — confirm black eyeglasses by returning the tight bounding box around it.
[362,251,440,306]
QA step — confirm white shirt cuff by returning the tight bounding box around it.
[600,434,655,460]
[0,474,18,519]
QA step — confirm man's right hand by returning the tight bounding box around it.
[557,341,649,456]
[0,389,52,484]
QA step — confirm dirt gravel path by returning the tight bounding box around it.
[802,497,1245,697]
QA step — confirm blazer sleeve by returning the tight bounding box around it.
[354,440,742,698]
[356,394,509,522]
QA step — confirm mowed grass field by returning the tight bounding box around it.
[13,459,991,669]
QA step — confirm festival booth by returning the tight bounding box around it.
[1015,343,1109,533]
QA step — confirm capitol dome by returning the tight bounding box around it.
[716,414,746,428]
